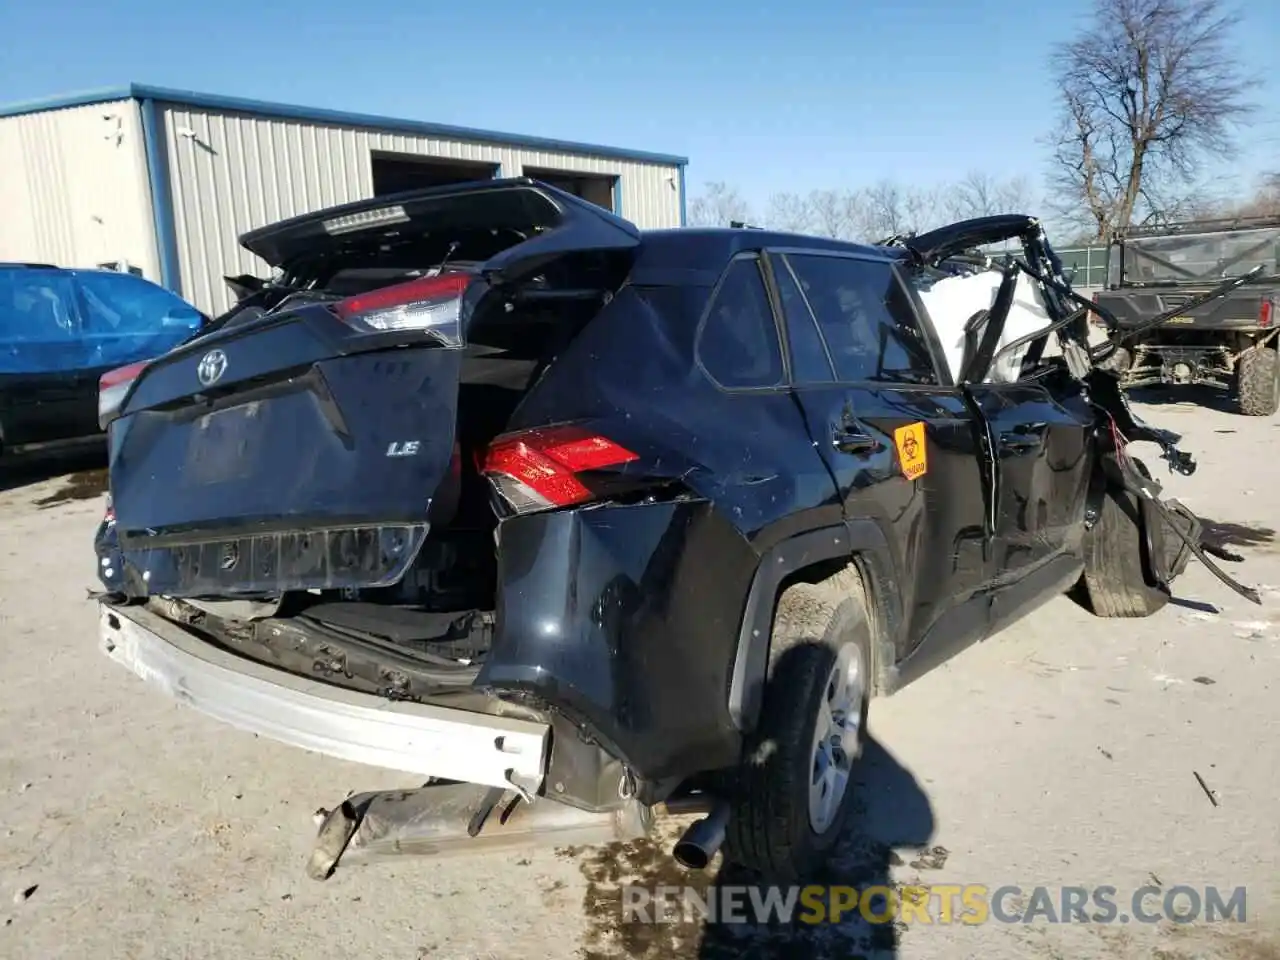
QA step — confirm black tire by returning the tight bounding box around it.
[1078,459,1169,618]
[1235,345,1280,417]
[722,566,873,882]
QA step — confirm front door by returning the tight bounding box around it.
[967,379,1094,634]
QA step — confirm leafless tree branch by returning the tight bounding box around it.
[1044,0,1258,239]
[686,181,753,227]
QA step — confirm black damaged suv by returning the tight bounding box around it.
[93,179,1257,883]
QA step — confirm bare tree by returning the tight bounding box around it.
[1046,0,1256,240]
[687,181,753,227]
[1235,171,1280,217]
[848,180,945,240]
[765,192,814,234]
[944,171,1038,220]
[807,190,861,240]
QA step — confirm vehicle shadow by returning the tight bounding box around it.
[1125,385,1237,414]
[0,446,107,498]
[574,734,935,960]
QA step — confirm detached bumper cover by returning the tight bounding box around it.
[98,602,550,791]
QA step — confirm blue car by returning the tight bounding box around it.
[0,263,207,458]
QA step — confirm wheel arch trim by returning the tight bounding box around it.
[727,519,902,733]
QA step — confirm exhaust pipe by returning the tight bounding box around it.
[307,782,652,880]
[672,801,730,870]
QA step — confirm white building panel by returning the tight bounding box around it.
[0,100,157,276]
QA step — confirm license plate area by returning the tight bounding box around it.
[184,401,266,485]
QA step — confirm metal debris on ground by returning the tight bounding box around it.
[1193,771,1220,807]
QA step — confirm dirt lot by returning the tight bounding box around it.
[2,396,1279,960]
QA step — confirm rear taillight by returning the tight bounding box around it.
[98,361,148,428]
[482,425,639,514]
[333,273,470,341]
[1260,298,1274,329]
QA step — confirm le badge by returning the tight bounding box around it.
[894,422,928,481]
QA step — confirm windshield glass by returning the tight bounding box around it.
[1122,226,1280,285]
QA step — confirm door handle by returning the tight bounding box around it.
[1010,421,1048,436]
[998,433,1042,454]
[833,427,878,454]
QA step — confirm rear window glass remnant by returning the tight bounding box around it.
[786,255,937,385]
[698,257,784,389]
[772,256,836,383]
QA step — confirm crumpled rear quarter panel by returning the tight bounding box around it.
[478,499,758,786]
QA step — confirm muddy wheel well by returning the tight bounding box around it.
[771,557,882,696]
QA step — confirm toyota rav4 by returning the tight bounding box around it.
[92,179,1258,883]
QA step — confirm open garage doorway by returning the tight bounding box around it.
[522,168,618,213]
[371,152,499,195]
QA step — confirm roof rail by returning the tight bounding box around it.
[1115,214,1280,239]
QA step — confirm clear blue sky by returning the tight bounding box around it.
[2,0,1276,211]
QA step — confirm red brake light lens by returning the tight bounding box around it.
[333,273,470,340]
[482,425,639,513]
[98,361,148,428]
[1260,298,1274,329]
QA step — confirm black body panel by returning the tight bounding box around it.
[480,500,759,784]
[0,367,106,450]
[1095,287,1270,331]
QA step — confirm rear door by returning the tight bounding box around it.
[0,267,95,445]
[769,248,995,673]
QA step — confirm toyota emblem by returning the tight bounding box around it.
[197,349,228,387]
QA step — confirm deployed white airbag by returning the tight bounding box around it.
[914,269,1054,383]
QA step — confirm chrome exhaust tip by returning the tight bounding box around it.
[672,801,729,870]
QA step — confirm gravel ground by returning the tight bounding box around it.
[1,396,1278,960]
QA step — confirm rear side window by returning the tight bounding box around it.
[76,271,203,336]
[0,269,78,341]
[697,257,784,389]
[786,255,937,385]
[772,256,835,383]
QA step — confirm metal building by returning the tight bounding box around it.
[0,84,689,316]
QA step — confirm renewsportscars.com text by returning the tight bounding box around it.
[621,884,1247,926]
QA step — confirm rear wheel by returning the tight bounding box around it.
[722,567,872,881]
[1235,345,1280,417]
[1077,458,1169,618]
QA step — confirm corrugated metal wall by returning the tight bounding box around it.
[0,100,158,276]
[160,105,683,315]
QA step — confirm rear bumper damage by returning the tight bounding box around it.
[98,587,732,879]
[99,602,550,795]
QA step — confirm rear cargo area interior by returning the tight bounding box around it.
[295,269,615,660]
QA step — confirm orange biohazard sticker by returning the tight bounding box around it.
[894,422,928,481]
